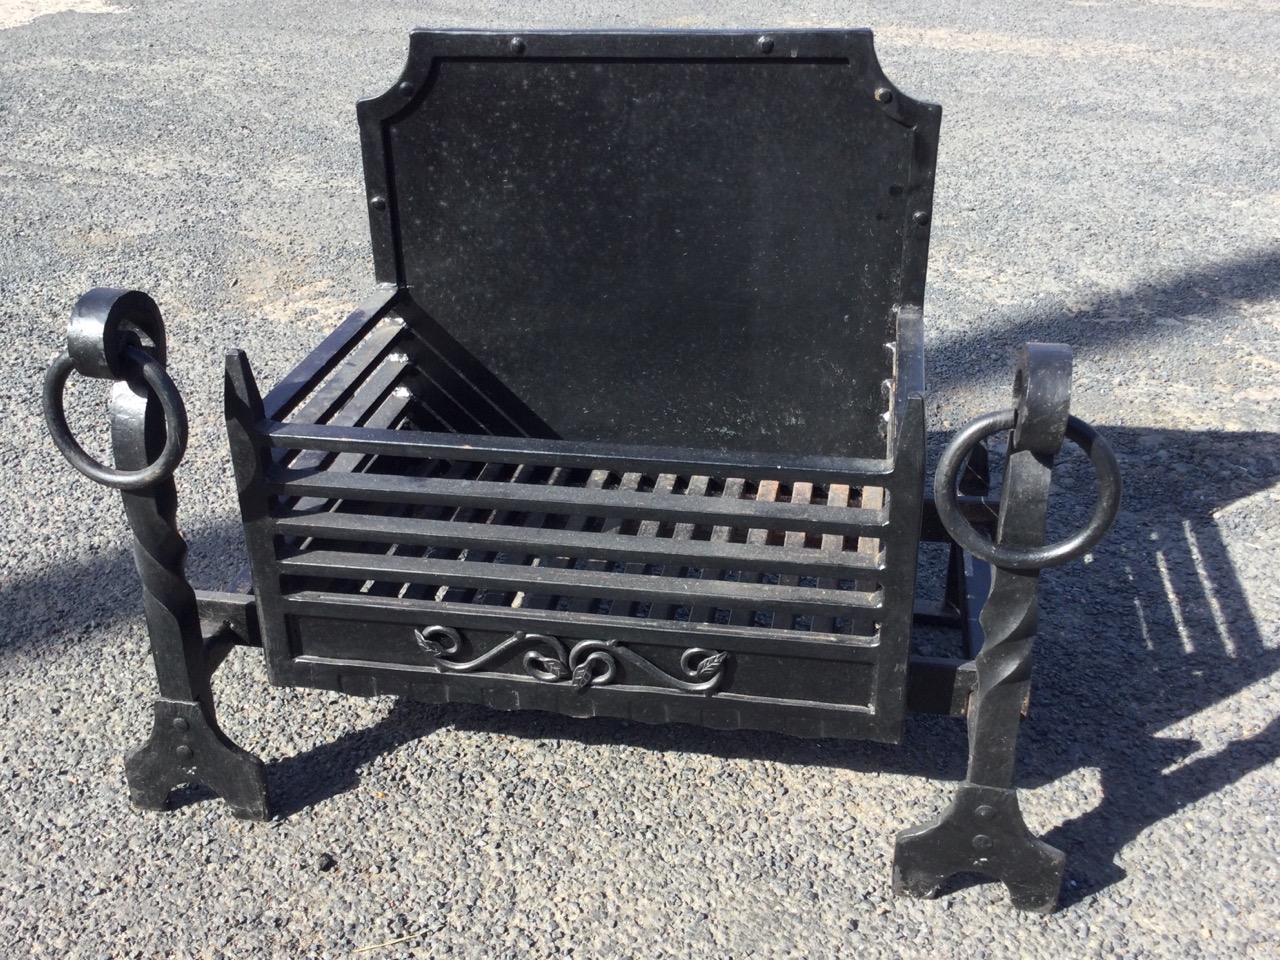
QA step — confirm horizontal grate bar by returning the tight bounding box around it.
[270,470,889,538]
[280,549,882,615]
[282,591,883,651]
[262,422,895,486]
[275,511,884,578]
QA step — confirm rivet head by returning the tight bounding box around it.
[171,717,189,732]
[758,36,775,54]
[913,210,931,226]
[370,196,387,211]
[510,37,526,54]
[398,81,414,97]
[973,834,993,851]
[976,804,997,820]
[875,87,893,104]
[175,745,194,761]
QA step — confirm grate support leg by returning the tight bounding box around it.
[45,289,270,820]
[895,343,1076,912]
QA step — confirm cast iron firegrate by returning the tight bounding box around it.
[276,459,886,640]
[258,301,902,647]
[41,29,1122,912]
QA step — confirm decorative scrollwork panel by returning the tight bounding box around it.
[413,626,728,694]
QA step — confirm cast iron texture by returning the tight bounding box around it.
[895,344,1121,912]
[225,30,940,744]
[357,29,940,460]
[42,289,269,819]
[40,29,1124,912]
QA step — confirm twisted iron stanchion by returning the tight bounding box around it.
[43,289,269,820]
[894,343,1121,912]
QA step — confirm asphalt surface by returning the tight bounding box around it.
[2,1,1279,957]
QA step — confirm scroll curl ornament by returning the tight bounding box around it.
[413,626,728,694]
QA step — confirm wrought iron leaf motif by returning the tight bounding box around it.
[414,626,729,694]
[692,651,728,680]
[527,655,570,681]
[414,626,461,658]
[415,636,446,657]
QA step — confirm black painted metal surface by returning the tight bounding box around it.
[895,343,1121,912]
[41,28,1124,912]
[358,30,940,460]
[224,301,928,741]
[42,290,269,819]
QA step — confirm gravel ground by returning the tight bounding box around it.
[2,1,1279,957]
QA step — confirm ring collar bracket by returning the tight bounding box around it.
[44,288,187,492]
[66,288,167,380]
[1011,342,1072,457]
[931,345,1122,571]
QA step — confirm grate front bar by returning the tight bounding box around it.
[269,451,890,640]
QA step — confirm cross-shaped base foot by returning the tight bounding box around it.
[893,782,1064,913]
[125,698,270,821]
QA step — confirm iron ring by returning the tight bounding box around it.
[43,345,188,491]
[933,409,1121,570]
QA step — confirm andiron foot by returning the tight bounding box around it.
[893,782,1064,913]
[125,698,270,821]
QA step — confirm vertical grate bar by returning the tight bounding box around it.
[561,471,637,616]
[730,479,780,630]
[779,482,814,630]
[811,483,850,634]
[687,476,746,627]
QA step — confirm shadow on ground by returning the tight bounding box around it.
[9,241,1279,907]
[138,426,1280,909]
